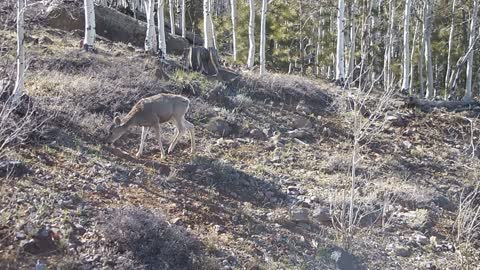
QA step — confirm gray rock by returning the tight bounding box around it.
[206,117,233,137]
[249,128,267,140]
[289,207,309,222]
[394,246,411,257]
[330,248,358,270]
[15,232,26,241]
[35,260,47,270]
[0,160,29,177]
[287,186,300,195]
[414,233,429,245]
[312,207,331,223]
[405,209,436,231]
[291,115,313,129]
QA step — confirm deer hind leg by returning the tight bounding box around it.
[184,119,195,154]
[154,123,166,159]
[136,126,150,157]
[168,117,185,154]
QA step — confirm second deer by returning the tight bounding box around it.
[107,93,195,158]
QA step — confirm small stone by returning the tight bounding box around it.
[291,115,313,129]
[35,260,47,270]
[287,186,300,195]
[402,140,412,149]
[249,128,267,140]
[415,233,429,245]
[289,207,309,222]
[15,232,26,240]
[214,225,226,234]
[96,184,107,192]
[394,246,411,257]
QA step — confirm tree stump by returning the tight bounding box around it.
[188,47,219,75]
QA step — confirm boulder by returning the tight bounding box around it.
[289,207,309,222]
[205,117,233,137]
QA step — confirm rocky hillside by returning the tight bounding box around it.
[1,4,480,270]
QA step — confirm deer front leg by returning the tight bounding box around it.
[154,124,166,159]
[136,126,150,157]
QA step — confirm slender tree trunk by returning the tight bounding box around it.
[423,0,434,98]
[299,1,304,75]
[181,0,186,38]
[169,0,175,35]
[409,21,419,94]
[145,0,157,53]
[316,9,324,77]
[247,0,255,69]
[13,0,25,102]
[208,0,217,49]
[259,0,267,75]
[203,0,214,48]
[464,0,479,101]
[401,0,412,92]
[83,0,96,51]
[384,0,395,90]
[347,0,357,88]
[158,0,167,54]
[358,0,372,89]
[335,0,346,84]
[445,0,457,99]
[230,0,237,61]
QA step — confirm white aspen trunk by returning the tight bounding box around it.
[169,0,175,35]
[230,0,237,61]
[209,0,217,49]
[158,0,167,54]
[316,14,323,76]
[203,0,215,48]
[247,0,255,69]
[335,0,345,84]
[13,0,25,101]
[347,0,357,87]
[401,0,412,91]
[423,0,434,98]
[464,0,479,101]
[384,0,395,90]
[445,0,457,99]
[145,0,157,53]
[181,0,186,38]
[409,21,419,94]
[83,0,96,50]
[259,0,267,75]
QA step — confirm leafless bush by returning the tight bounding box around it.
[102,206,203,270]
[453,185,480,246]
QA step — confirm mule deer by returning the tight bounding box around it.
[107,93,195,158]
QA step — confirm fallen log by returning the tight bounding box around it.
[46,4,189,55]
[407,96,480,112]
